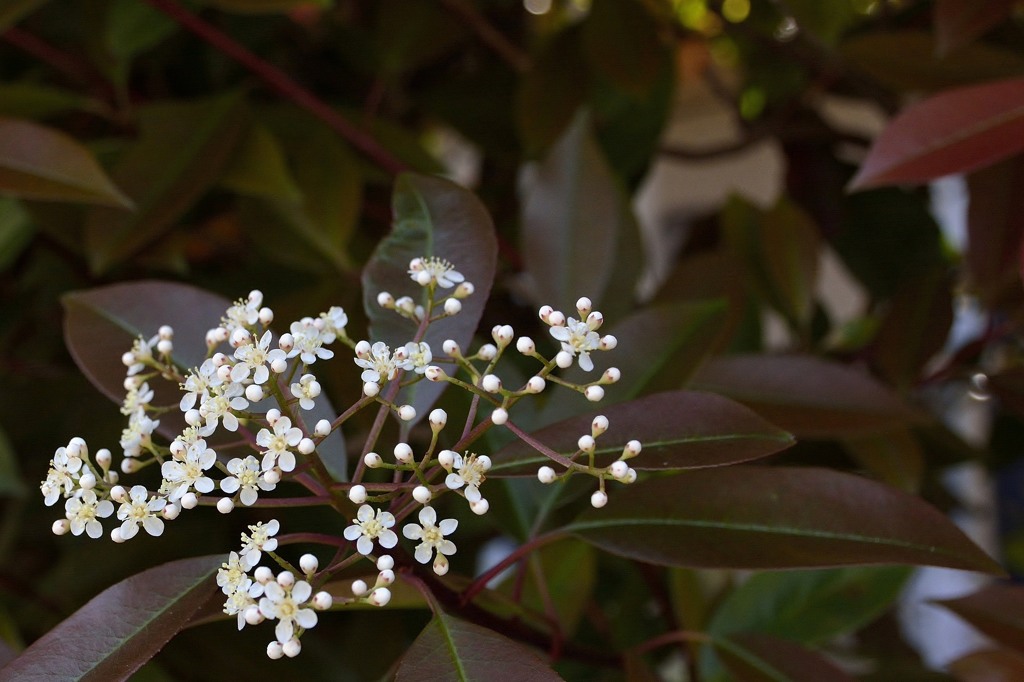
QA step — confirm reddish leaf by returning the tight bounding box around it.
[935,584,1024,654]
[566,467,1002,572]
[965,157,1024,304]
[715,633,856,682]
[691,355,922,438]
[849,78,1024,190]
[842,428,924,493]
[935,0,1018,56]
[0,118,130,208]
[0,555,220,682]
[394,613,561,682]
[948,648,1024,682]
[490,391,794,476]
[362,173,497,430]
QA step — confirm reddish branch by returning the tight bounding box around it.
[144,0,409,176]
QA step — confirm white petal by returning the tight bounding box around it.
[418,506,437,526]
[439,518,458,535]
[445,473,464,490]
[414,544,432,564]
[379,529,398,549]
[403,524,423,540]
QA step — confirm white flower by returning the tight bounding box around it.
[289,374,321,411]
[198,382,248,433]
[444,452,491,503]
[240,519,280,568]
[259,576,318,644]
[224,587,258,631]
[400,342,433,374]
[288,318,334,365]
[120,382,154,415]
[354,342,398,384]
[179,359,218,412]
[408,256,464,289]
[549,316,601,372]
[124,335,158,376]
[65,489,114,539]
[221,291,263,333]
[218,551,251,595]
[221,456,276,506]
[231,331,285,384]
[343,505,398,555]
[402,506,457,566]
[257,417,302,472]
[115,485,166,540]
[40,446,83,506]
[161,440,217,502]
[319,307,348,344]
[119,410,159,458]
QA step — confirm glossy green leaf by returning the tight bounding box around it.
[220,121,302,201]
[394,613,562,681]
[582,0,665,97]
[935,584,1024,654]
[62,281,346,477]
[841,31,1024,93]
[714,633,857,682]
[519,111,639,317]
[691,354,922,438]
[516,26,588,157]
[83,93,246,274]
[0,555,220,682]
[362,173,497,428]
[965,157,1024,305]
[841,428,924,493]
[0,118,130,208]
[722,197,819,330]
[565,467,1002,572]
[492,390,793,476]
[948,648,1024,682]
[850,77,1024,190]
[0,198,33,272]
[935,0,1018,56]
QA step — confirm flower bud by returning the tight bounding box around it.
[481,374,502,393]
[394,442,414,464]
[397,405,416,421]
[363,381,380,397]
[492,325,514,346]
[298,438,315,455]
[110,485,128,503]
[258,307,274,325]
[270,357,288,374]
[624,467,637,484]
[548,310,566,326]
[537,466,556,483]
[429,408,447,430]
[470,499,490,515]
[438,450,456,470]
[163,504,181,520]
[585,385,605,402]
[263,468,282,484]
[433,555,450,576]
[79,472,96,490]
[378,569,396,585]
[395,296,415,314]
[245,384,265,402]
[377,555,395,571]
[516,336,536,354]
[52,519,70,536]
[277,571,295,588]
[348,485,367,504]
[121,351,135,367]
[216,365,233,383]
[538,305,554,323]
[313,591,333,610]
[425,366,446,382]
[578,435,595,452]
[609,460,629,479]
[526,376,546,393]
[355,340,371,358]
[266,642,284,660]
[369,588,391,607]
[157,339,173,355]
[245,605,264,625]
[181,492,198,509]
[592,415,609,437]
[600,335,617,350]
[266,408,281,425]
[282,639,301,658]
[591,490,608,508]
[454,281,474,298]
[364,452,383,468]
[158,325,174,339]
[217,497,234,514]
[586,311,604,330]
[555,351,573,368]
[230,328,251,348]
[377,291,395,308]
[300,554,319,575]
[253,566,274,584]
[623,440,642,459]
[110,528,124,543]
[413,485,432,504]
[576,297,592,316]
[444,298,462,316]
[314,420,331,437]
[442,339,461,356]
[602,367,621,384]
[477,344,497,361]
[491,408,508,426]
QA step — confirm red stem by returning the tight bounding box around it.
[144,0,409,176]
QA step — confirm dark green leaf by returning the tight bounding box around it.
[83,93,246,274]
[362,173,497,428]
[935,584,1024,654]
[0,118,131,208]
[394,613,562,681]
[517,27,588,157]
[492,390,794,476]
[691,354,923,438]
[0,555,220,682]
[582,0,665,98]
[519,111,639,317]
[566,467,1003,572]
[220,121,302,201]
[715,633,857,682]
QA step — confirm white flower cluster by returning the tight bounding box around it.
[43,256,644,661]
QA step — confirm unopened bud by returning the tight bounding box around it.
[444,298,462,315]
[299,554,319,575]
[397,405,416,421]
[412,485,432,504]
[429,408,447,430]
[537,466,556,483]
[585,385,605,402]
[364,452,383,468]
[491,408,508,425]
[394,442,414,463]
[348,485,367,504]
[591,490,608,508]
[481,374,502,393]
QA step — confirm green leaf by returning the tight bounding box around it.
[0,118,130,208]
[362,173,497,428]
[394,613,562,681]
[62,281,346,478]
[935,584,1024,654]
[850,77,1024,190]
[519,111,639,318]
[0,198,33,272]
[722,197,820,331]
[841,31,1024,93]
[0,555,220,681]
[83,92,246,274]
[516,27,588,157]
[219,121,302,201]
[714,632,857,682]
[565,466,1003,572]
[691,354,923,438]
[581,0,665,98]
[491,390,794,476]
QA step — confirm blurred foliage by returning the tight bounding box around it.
[4,0,1024,680]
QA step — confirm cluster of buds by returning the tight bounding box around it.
[537,415,640,507]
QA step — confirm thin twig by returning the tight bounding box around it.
[144,0,409,176]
